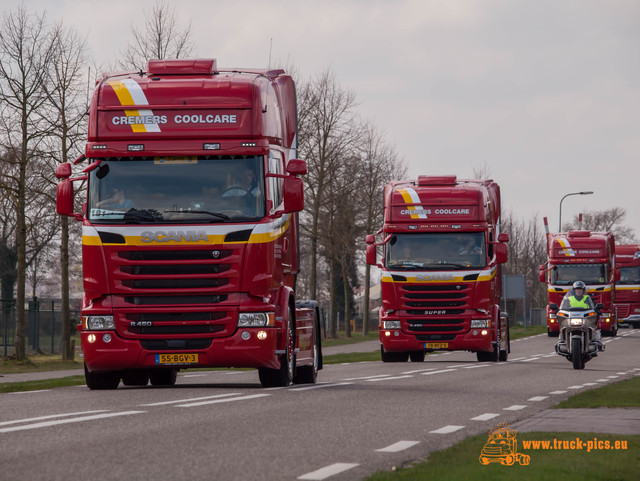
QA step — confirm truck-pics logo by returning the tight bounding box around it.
[141,230,208,243]
[479,423,530,466]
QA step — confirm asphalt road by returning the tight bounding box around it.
[1,329,639,481]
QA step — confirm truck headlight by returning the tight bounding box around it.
[83,315,115,330]
[383,320,401,329]
[569,318,583,326]
[471,319,489,328]
[238,312,275,327]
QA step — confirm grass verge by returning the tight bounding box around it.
[366,432,640,481]
[555,376,640,408]
[0,354,83,374]
[0,376,86,393]
[509,324,546,340]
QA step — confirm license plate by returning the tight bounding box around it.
[424,342,449,349]
[155,353,199,365]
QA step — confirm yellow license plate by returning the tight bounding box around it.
[155,353,199,365]
[424,342,449,349]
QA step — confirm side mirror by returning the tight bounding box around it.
[495,243,508,264]
[56,163,72,179]
[549,303,559,312]
[283,176,304,213]
[366,234,376,245]
[286,158,307,176]
[56,180,75,217]
[498,233,509,243]
[366,244,377,266]
[539,265,546,283]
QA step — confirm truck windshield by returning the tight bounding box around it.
[87,156,265,223]
[385,232,486,270]
[619,266,640,284]
[550,264,608,285]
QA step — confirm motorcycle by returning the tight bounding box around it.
[551,302,605,369]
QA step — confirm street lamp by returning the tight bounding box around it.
[559,191,594,231]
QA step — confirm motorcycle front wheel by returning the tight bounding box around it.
[571,337,585,370]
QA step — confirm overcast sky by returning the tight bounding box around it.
[6,0,640,238]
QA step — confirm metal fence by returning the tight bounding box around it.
[1,299,81,357]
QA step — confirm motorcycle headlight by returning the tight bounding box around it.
[569,318,583,326]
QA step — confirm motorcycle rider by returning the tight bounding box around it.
[560,281,603,350]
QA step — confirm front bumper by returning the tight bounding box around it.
[379,327,494,353]
[82,328,280,372]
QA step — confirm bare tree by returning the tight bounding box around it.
[41,22,88,360]
[0,6,57,360]
[357,124,406,334]
[297,68,360,307]
[119,0,195,71]
[564,208,636,244]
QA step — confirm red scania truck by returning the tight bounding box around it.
[540,228,618,337]
[366,176,510,362]
[56,59,322,389]
[614,244,640,329]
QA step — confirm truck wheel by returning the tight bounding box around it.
[149,369,178,386]
[259,309,296,387]
[380,345,409,362]
[84,363,120,390]
[294,320,319,384]
[476,348,498,362]
[409,351,425,362]
[547,329,559,337]
[571,338,585,370]
[122,370,149,386]
[499,325,509,362]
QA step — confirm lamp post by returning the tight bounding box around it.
[559,191,594,231]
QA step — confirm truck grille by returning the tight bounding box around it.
[400,283,471,335]
[617,305,630,318]
[103,244,243,339]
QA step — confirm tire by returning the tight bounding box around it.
[85,363,120,390]
[571,337,585,370]
[547,328,558,337]
[259,308,296,387]
[122,370,149,386]
[149,369,178,386]
[380,345,409,362]
[476,347,498,362]
[409,351,425,363]
[499,324,510,362]
[294,321,319,384]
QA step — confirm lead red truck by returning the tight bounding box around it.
[366,176,510,362]
[56,59,322,389]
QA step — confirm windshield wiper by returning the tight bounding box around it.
[122,209,161,222]
[164,209,230,221]
[421,262,469,269]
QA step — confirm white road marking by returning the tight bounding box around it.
[528,396,548,402]
[607,376,620,379]
[401,368,437,374]
[298,463,359,480]
[595,379,610,382]
[341,374,393,381]
[582,383,598,386]
[429,425,465,434]
[463,364,491,369]
[177,393,270,407]
[182,373,211,378]
[522,358,540,362]
[9,390,51,394]
[367,375,414,382]
[376,440,420,452]
[471,413,500,421]
[140,393,242,406]
[290,383,353,391]
[0,411,145,433]
[0,410,109,427]
[421,369,457,376]
[549,390,568,395]
[567,385,584,390]
[504,405,527,411]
